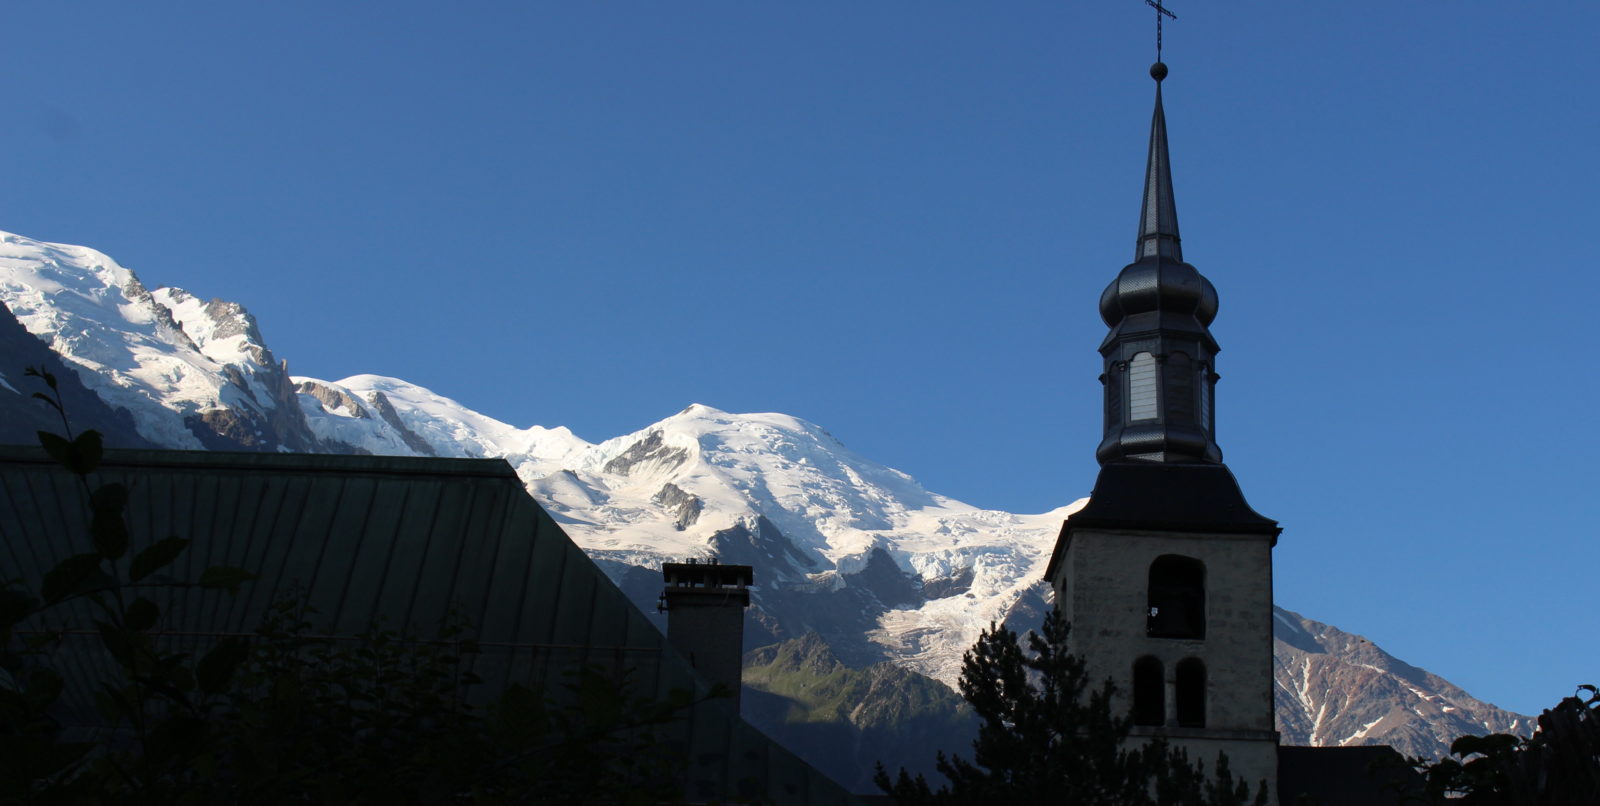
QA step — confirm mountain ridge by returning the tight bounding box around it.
[0,227,1531,764]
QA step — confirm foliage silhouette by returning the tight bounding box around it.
[1406,684,1599,805]
[2,367,260,801]
[874,610,1266,805]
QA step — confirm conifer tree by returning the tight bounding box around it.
[875,611,1266,806]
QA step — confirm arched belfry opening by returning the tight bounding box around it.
[1147,555,1205,639]
[1176,657,1207,728]
[1132,656,1165,726]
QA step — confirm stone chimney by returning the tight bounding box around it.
[660,558,752,712]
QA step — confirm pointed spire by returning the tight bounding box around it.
[1095,59,1223,466]
[1136,62,1181,262]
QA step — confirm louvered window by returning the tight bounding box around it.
[1166,352,1193,425]
[1198,372,1212,432]
[1129,352,1159,421]
[1106,370,1122,430]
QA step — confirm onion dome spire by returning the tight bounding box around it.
[1095,62,1223,466]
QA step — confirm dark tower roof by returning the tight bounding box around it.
[1095,62,1224,466]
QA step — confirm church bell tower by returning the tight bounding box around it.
[1045,59,1282,801]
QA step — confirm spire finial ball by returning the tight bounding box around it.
[1150,61,1168,82]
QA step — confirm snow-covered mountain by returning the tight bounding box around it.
[294,373,1077,676]
[0,231,318,452]
[0,228,1531,760]
[296,374,589,471]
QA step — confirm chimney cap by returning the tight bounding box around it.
[661,561,754,588]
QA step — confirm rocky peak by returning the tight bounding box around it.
[150,286,322,452]
[296,379,371,419]
[602,429,690,478]
[364,389,438,456]
[1273,607,1531,759]
[652,482,703,530]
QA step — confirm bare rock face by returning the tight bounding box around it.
[921,566,974,599]
[365,390,437,456]
[1273,607,1533,759]
[653,482,703,530]
[154,288,326,453]
[603,430,688,477]
[296,379,371,419]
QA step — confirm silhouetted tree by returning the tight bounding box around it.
[875,611,1266,805]
[1409,684,1599,805]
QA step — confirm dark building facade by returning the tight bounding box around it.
[0,446,859,804]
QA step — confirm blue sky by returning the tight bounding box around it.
[3,2,1595,717]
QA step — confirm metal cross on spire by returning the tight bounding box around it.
[1145,0,1176,62]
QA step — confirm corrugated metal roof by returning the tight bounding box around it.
[0,446,859,804]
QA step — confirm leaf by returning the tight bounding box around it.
[91,509,130,561]
[129,536,190,582]
[154,714,208,756]
[23,630,63,652]
[124,597,160,632]
[25,366,58,390]
[197,637,250,695]
[72,430,103,474]
[33,430,104,475]
[30,392,63,415]
[0,587,35,632]
[24,669,64,708]
[199,566,257,595]
[96,683,139,724]
[1450,733,1519,758]
[0,690,33,725]
[95,619,136,666]
[42,553,106,604]
[160,658,196,694]
[37,431,76,470]
[90,483,128,514]
[33,741,93,779]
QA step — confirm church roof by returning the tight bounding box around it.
[1277,745,1424,806]
[1045,461,1279,580]
[0,446,860,804]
